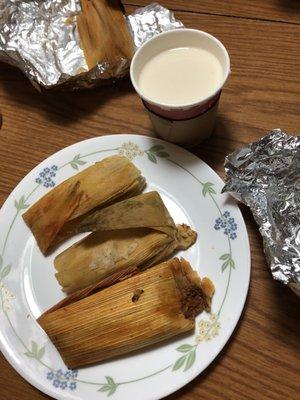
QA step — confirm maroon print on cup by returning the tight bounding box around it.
[143,91,221,121]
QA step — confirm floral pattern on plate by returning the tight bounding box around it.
[0,136,250,400]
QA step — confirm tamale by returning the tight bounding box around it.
[23,155,145,254]
[38,258,215,369]
[77,0,133,72]
[54,192,197,294]
[56,189,177,241]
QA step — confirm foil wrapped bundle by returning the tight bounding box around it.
[223,129,300,296]
[0,1,183,90]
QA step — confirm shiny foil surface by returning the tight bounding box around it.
[127,2,183,49]
[223,129,300,295]
[0,1,182,89]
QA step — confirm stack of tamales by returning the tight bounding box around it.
[23,155,214,368]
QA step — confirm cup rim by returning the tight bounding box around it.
[130,28,231,110]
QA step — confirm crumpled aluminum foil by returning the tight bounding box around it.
[222,129,300,296]
[128,2,183,49]
[0,1,183,90]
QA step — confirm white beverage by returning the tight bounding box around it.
[138,47,223,106]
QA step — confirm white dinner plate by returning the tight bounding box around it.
[0,134,250,400]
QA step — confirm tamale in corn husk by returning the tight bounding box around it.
[54,191,197,294]
[77,0,133,72]
[38,258,215,368]
[23,155,145,254]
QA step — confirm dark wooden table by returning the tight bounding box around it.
[0,1,299,399]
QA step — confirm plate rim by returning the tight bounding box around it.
[0,134,251,400]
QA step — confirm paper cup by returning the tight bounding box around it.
[130,28,230,146]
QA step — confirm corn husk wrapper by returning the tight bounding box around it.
[22,155,145,254]
[54,191,197,294]
[0,2,183,89]
[38,258,215,368]
[77,0,133,71]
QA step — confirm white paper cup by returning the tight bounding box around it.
[130,28,230,146]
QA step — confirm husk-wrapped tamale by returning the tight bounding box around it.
[38,258,215,368]
[77,0,133,72]
[54,191,197,294]
[23,155,145,254]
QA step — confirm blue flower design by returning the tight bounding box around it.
[60,381,68,390]
[214,211,238,240]
[64,371,72,380]
[35,165,57,188]
[69,382,77,391]
[56,369,64,378]
[53,379,60,388]
[46,369,78,391]
[70,369,78,379]
[47,371,54,381]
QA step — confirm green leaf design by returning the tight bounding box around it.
[108,387,117,396]
[176,344,194,353]
[219,253,230,260]
[184,349,196,371]
[98,376,118,396]
[147,152,157,164]
[222,261,229,272]
[14,195,30,211]
[99,385,111,392]
[172,355,187,371]
[70,162,79,170]
[24,341,45,359]
[106,377,115,386]
[202,182,216,197]
[1,264,11,279]
[37,346,45,359]
[156,151,169,158]
[173,347,197,372]
[70,154,86,170]
[32,341,38,355]
[148,145,164,153]
[24,351,35,358]
[220,254,235,272]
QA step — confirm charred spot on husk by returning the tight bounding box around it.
[132,288,144,302]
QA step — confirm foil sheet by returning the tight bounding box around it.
[127,2,183,49]
[222,129,300,295]
[0,2,183,89]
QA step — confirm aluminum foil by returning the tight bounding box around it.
[0,2,183,89]
[222,129,300,296]
[127,2,183,49]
